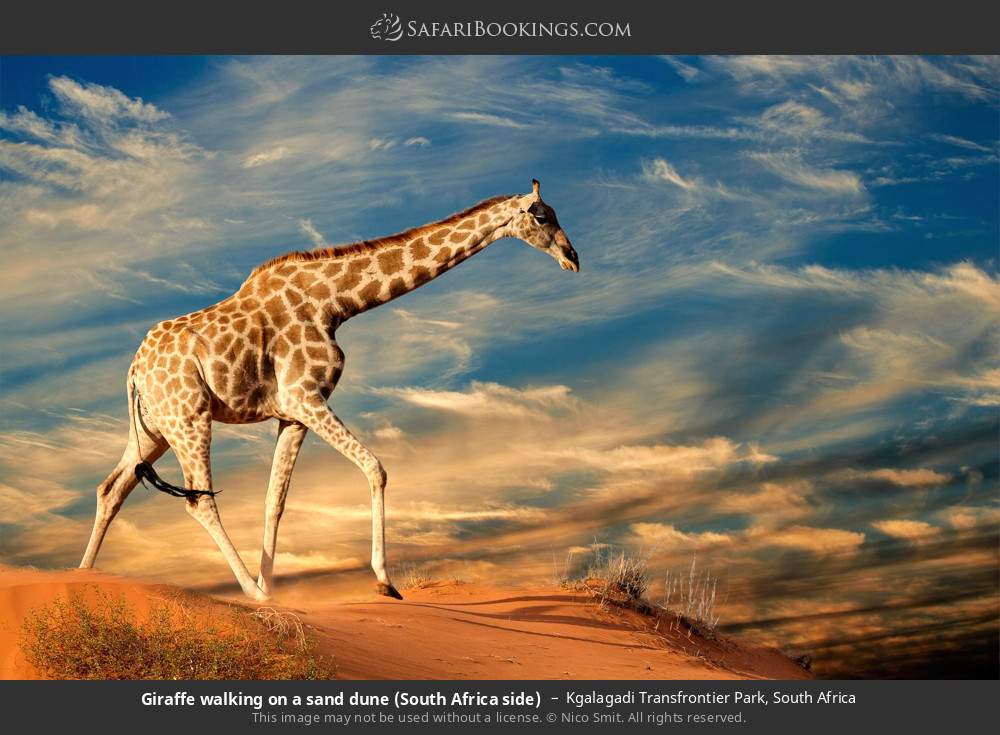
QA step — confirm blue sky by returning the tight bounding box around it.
[1,55,997,677]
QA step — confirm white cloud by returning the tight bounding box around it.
[241,145,288,168]
[0,76,212,331]
[707,260,1000,307]
[702,260,1000,417]
[709,56,997,103]
[380,381,577,420]
[752,100,870,143]
[553,437,775,477]
[642,158,699,190]
[0,479,79,525]
[641,158,742,200]
[871,519,941,540]
[717,481,813,528]
[448,111,528,128]
[937,506,1000,530]
[373,425,404,440]
[931,133,993,153]
[749,152,865,195]
[630,522,732,551]
[865,468,951,487]
[659,56,701,82]
[298,218,328,248]
[753,525,866,553]
[759,100,828,133]
[49,76,169,124]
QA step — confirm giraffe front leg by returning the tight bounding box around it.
[257,420,308,597]
[294,398,402,600]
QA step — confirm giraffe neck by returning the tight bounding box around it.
[319,194,521,321]
[240,195,524,332]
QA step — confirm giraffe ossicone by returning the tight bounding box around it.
[79,180,579,601]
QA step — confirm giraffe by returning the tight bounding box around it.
[79,179,579,601]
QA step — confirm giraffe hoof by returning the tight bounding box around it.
[245,587,271,603]
[377,582,403,600]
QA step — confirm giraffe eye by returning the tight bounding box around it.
[528,203,548,223]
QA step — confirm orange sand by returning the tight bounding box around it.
[0,567,809,680]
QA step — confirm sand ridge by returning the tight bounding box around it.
[0,567,809,680]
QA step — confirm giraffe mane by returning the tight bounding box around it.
[243,194,514,284]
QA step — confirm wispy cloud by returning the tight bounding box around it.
[298,218,328,248]
[872,519,941,540]
[749,151,865,195]
[378,381,577,420]
[865,468,952,487]
[241,145,289,168]
[659,56,702,83]
[752,525,866,553]
[447,111,528,128]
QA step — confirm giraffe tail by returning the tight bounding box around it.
[134,462,217,499]
[128,377,218,500]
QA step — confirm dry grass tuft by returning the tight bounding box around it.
[249,607,308,651]
[394,562,437,590]
[659,556,724,635]
[587,547,650,604]
[20,588,335,680]
[559,544,727,640]
[391,562,467,590]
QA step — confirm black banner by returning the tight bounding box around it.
[2,680,994,733]
[1,0,998,54]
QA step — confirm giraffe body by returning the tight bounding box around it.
[80,181,578,600]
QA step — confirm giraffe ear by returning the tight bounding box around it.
[531,179,540,197]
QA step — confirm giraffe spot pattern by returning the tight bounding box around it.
[264,296,290,329]
[303,324,324,343]
[409,238,430,259]
[388,277,408,300]
[358,279,381,304]
[377,248,404,275]
[412,266,432,286]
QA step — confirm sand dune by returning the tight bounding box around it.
[0,566,183,679]
[0,567,808,680]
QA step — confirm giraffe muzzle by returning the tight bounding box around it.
[553,231,579,272]
[558,246,580,272]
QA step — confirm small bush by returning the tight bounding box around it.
[20,588,335,680]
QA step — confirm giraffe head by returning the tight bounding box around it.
[509,179,579,272]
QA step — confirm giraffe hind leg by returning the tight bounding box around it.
[80,430,168,568]
[168,415,269,602]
